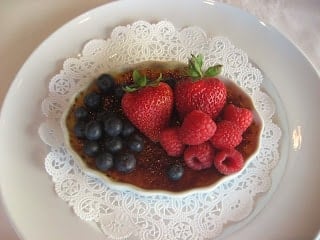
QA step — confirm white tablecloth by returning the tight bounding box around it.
[0,0,319,239]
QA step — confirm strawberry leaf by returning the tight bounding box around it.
[188,68,201,78]
[132,70,147,87]
[188,54,203,79]
[148,73,163,87]
[123,85,138,92]
[204,65,222,77]
[195,54,203,68]
[123,71,163,92]
[187,54,223,81]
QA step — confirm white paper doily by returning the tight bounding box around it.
[39,21,281,240]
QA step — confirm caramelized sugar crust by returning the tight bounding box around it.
[66,62,261,192]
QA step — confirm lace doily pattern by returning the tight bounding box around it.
[39,21,281,239]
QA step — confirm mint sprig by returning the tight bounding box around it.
[187,54,222,81]
[123,70,162,92]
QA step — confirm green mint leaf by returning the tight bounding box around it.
[204,64,223,77]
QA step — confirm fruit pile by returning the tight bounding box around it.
[120,55,253,180]
[72,74,144,173]
[68,54,255,186]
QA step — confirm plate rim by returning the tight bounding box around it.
[1,0,319,239]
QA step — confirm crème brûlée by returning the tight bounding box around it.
[63,59,262,193]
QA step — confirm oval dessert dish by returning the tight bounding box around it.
[37,18,283,240]
[61,57,263,196]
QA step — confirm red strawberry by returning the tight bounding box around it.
[210,120,242,149]
[159,128,185,157]
[175,54,226,119]
[179,110,216,145]
[121,70,173,142]
[223,104,253,132]
[184,142,215,170]
[214,149,244,175]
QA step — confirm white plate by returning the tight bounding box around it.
[0,0,319,239]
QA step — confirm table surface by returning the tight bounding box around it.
[0,0,319,239]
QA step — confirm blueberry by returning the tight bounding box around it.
[95,152,114,171]
[167,164,184,181]
[127,136,144,152]
[96,111,116,122]
[73,121,86,138]
[104,116,123,137]
[165,77,176,89]
[84,92,102,110]
[74,106,89,120]
[104,136,123,153]
[114,85,124,98]
[85,120,103,140]
[115,153,136,173]
[121,120,135,137]
[131,133,143,142]
[83,141,100,157]
[96,74,115,93]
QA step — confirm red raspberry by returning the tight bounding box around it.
[223,104,253,132]
[159,128,185,157]
[179,110,217,145]
[214,149,244,175]
[210,120,242,149]
[184,142,215,170]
